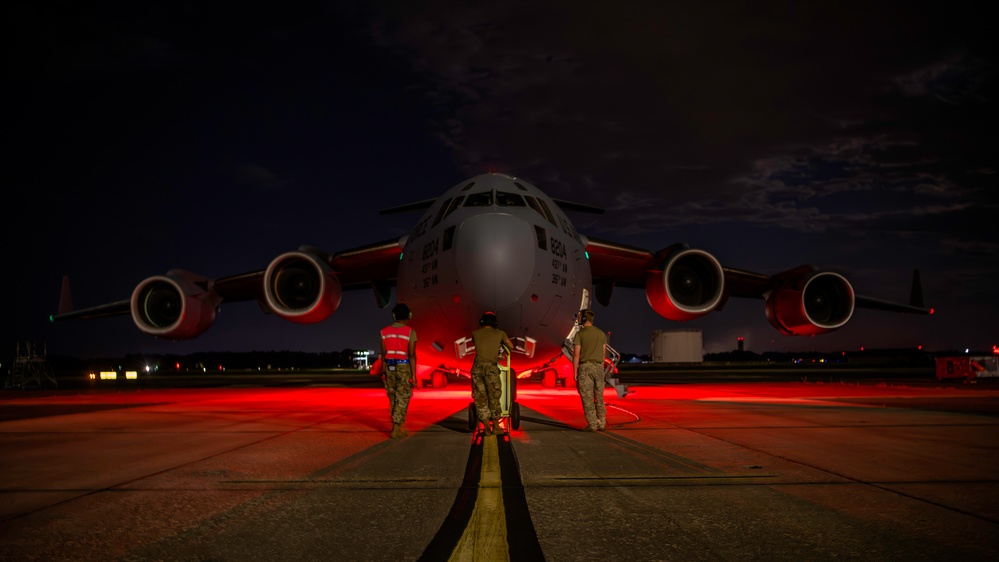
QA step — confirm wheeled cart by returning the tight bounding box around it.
[467,351,520,432]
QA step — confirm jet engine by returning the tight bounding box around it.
[131,270,222,339]
[263,249,342,324]
[645,246,725,321]
[765,269,855,335]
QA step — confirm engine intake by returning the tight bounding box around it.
[645,247,724,321]
[131,270,221,339]
[264,250,342,324]
[766,270,855,335]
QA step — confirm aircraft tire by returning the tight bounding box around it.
[510,402,520,430]
[541,371,556,388]
[467,402,477,432]
[564,375,577,389]
[431,371,447,389]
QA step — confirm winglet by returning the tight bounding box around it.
[58,275,73,315]
[909,269,924,309]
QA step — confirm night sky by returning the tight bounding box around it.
[4,2,996,360]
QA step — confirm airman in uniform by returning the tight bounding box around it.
[470,311,514,435]
[573,309,607,431]
[379,303,417,438]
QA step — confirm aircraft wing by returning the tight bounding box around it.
[583,236,931,336]
[51,237,404,338]
[584,236,773,305]
[50,298,132,322]
[328,238,404,289]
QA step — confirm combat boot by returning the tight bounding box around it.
[390,423,408,439]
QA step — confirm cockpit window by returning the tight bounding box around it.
[463,191,493,207]
[445,195,464,216]
[534,226,547,250]
[496,191,526,206]
[432,197,453,227]
[525,195,557,226]
[443,225,456,251]
[432,195,465,226]
[536,198,558,226]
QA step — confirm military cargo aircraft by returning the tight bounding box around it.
[51,173,931,388]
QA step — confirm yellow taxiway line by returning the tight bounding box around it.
[448,434,510,561]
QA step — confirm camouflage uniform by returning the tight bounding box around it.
[384,363,413,425]
[471,360,502,423]
[575,361,606,429]
[574,322,607,430]
[471,324,510,425]
[380,319,416,438]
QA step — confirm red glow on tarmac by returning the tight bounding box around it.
[8,383,978,410]
[9,382,995,441]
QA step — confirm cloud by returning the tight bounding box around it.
[893,54,998,105]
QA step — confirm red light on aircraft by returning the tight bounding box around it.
[531,294,538,302]
[452,294,461,303]
[175,362,181,370]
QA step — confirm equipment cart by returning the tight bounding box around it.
[464,346,520,433]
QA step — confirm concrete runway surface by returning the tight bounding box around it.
[1,374,997,561]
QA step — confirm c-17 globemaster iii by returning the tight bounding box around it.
[51,173,932,391]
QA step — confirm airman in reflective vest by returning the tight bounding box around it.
[380,303,417,438]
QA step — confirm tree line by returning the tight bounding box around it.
[43,349,371,374]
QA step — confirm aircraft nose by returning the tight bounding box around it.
[455,213,535,310]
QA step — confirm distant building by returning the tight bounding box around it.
[352,350,372,369]
[651,329,703,363]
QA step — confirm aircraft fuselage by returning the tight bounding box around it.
[396,174,590,376]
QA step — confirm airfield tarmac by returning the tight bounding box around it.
[1,369,997,561]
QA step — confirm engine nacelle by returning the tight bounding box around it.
[645,247,725,321]
[766,270,855,335]
[263,250,342,324]
[131,270,221,339]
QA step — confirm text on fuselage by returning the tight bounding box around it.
[549,236,569,287]
[421,236,440,288]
